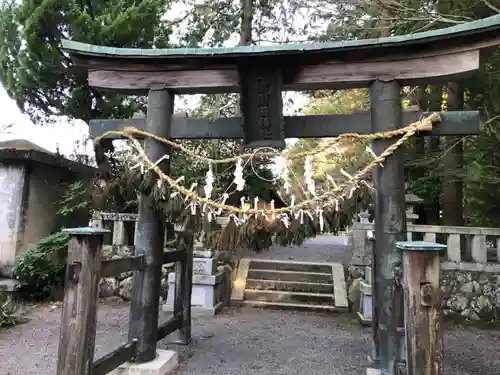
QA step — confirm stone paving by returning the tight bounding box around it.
[0,236,498,375]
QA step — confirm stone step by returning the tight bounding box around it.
[246,278,333,293]
[242,299,341,311]
[247,269,333,283]
[244,288,335,305]
[0,278,23,293]
[249,259,332,274]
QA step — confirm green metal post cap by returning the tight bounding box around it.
[62,227,110,235]
[396,241,447,252]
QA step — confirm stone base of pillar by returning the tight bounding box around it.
[110,350,178,375]
[366,368,380,375]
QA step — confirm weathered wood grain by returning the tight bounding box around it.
[92,340,138,375]
[163,248,187,263]
[172,231,194,345]
[238,63,285,149]
[127,89,174,362]
[156,313,182,342]
[370,80,407,373]
[56,229,107,375]
[401,248,443,375]
[90,110,481,140]
[100,255,145,277]
[86,49,479,93]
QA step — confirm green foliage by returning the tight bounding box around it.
[56,180,91,218]
[310,2,500,227]
[0,295,27,328]
[0,0,173,124]
[14,232,69,300]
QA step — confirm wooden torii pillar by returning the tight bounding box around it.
[61,14,500,375]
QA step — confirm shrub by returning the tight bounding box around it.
[14,232,69,300]
[0,295,27,327]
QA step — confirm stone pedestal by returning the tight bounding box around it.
[163,249,231,316]
[110,349,178,375]
[357,278,372,325]
[349,211,373,266]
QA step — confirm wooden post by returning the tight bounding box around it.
[172,225,194,344]
[370,79,407,374]
[56,227,109,375]
[397,241,446,375]
[128,88,174,362]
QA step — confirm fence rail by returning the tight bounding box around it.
[351,222,500,272]
[56,223,193,375]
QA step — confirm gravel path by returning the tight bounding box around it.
[0,302,499,375]
[240,235,352,265]
[1,236,498,375]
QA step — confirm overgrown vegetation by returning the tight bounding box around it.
[0,295,27,328]
[14,232,69,301]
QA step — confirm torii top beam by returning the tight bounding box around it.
[61,15,500,95]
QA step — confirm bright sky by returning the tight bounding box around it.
[0,86,93,156]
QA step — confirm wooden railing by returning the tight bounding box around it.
[56,224,193,375]
[351,222,500,272]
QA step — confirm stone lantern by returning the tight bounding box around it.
[405,192,423,225]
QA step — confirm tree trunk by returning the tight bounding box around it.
[239,0,253,46]
[442,82,464,226]
[425,86,442,225]
[233,0,253,119]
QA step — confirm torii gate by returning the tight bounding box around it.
[61,14,500,375]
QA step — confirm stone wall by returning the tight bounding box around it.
[97,245,233,306]
[441,270,500,321]
[97,245,174,301]
[347,266,500,323]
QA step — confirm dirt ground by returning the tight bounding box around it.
[0,300,499,375]
[2,236,499,375]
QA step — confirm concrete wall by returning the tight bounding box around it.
[0,164,26,267]
[20,164,66,255]
[0,160,89,273]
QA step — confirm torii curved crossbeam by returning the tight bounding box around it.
[61,15,500,94]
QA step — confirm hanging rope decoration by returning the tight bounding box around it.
[95,113,440,238]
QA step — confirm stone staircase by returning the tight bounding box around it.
[231,258,348,311]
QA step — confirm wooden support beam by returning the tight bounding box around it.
[57,228,109,375]
[370,80,407,375]
[171,230,194,345]
[85,49,480,94]
[127,88,174,363]
[90,110,480,141]
[397,241,446,375]
[157,313,183,342]
[100,255,145,277]
[162,248,186,263]
[92,340,138,375]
